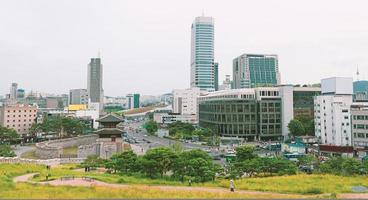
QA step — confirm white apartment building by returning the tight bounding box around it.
[314,77,353,146]
[172,88,201,123]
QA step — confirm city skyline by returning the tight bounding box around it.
[1,0,368,96]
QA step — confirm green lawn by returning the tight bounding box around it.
[20,150,41,159]
[1,163,368,198]
[62,146,78,155]
[215,174,368,194]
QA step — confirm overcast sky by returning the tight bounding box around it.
[1,0,368,97]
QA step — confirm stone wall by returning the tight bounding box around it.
[35,134,98,159]
[77,143,98,158]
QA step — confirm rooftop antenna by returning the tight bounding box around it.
[202,9,205,17]
[356,66,360,81]
[98,49,101,59]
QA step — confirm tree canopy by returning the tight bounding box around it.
[0,144,16,157]
[287,119,305,137]
[30,116,86,137]
[143,120,158,135]
[0,126,19,143]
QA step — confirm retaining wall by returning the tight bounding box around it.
[35,134,98,159]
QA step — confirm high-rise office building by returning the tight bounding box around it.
[233,54,280,89]
[87,58,103,105]
[10,83,18,100]
[69,89,88,105]
[190,16,215,92]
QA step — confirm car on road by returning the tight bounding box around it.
[204,148,211,153]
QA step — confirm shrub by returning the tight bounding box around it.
[302,188,323,194]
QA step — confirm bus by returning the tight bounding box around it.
[225,153,237,163]
[283,153,305,161]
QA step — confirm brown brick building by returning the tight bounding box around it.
[0,104,37,135]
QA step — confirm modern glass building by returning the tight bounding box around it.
[353,80,368,102]
[233,54,280,89]
[87,58,103,104]
[190,16,215,92]
[293,87,321,118]
[198,88,284,141]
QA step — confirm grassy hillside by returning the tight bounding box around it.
[1,163,367,198]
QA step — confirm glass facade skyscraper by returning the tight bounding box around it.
[233,54,280,89]
[190,16,215,92]
[87,58,103,104]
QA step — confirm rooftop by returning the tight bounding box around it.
[96,113,124,123]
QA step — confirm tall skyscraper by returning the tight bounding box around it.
[10,83,18,100]
[87,58,103,105]
[233,54,281,89]
[190,16,215,92]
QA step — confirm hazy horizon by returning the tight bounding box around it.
[1,0,368,97]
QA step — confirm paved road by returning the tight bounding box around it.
[12,145,36,157]
[125,121,210,152]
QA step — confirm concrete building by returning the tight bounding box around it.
[233,54,281,89]
[126,94,140,109]
[69,89,88,105]
[173,88,200,115]
[74,103,100,129]
[351,103,368,147]
[190,16,215,92]
[314,77,353,147]
[0,104,37,136]
[87,58,104,105]
[45,97,59,109]
[219,75,232,91]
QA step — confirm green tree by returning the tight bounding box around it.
[137,157,159,178]
[0,126,19,144]
[319,157,361,176]
[168,121,195,138]
[31,116,86,137]
[107,151,138,174]
[81,155,105,169]
[144,120,158,135]
[235,145,256,161]
[143,147,177,177]
[298,154,318,166]
[295,115,315,136]
[173,149,218,182]
[288,119,305,137]
[0,144,16,157]
[170,142,184,154]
